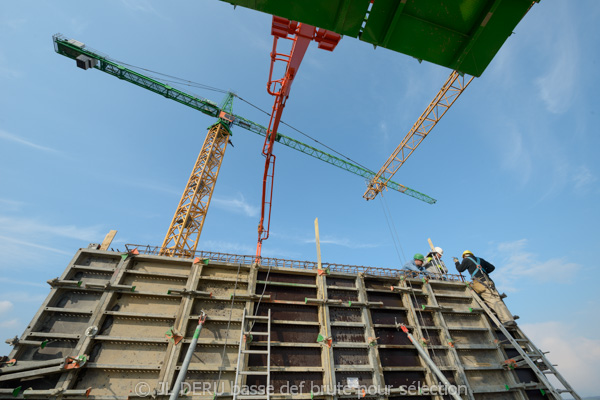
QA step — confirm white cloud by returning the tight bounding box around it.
[493,239,581,289]
[534,4,578,114]
[499,125,532,186]
[0,216,103,242]
[305,235,380,249]
[211,193,258,217]
[0,198,24,212]
[0,301,13,315]
[200,240,255,255]
[0,319,19,329]
[521,321,600,397]
[572,165,596,193]
[0,129,59,153]
[0,236,72,256]
[119,0,171,21]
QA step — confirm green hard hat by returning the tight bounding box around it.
[414,253,425,261]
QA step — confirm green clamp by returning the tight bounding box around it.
[11,387,21,398]
[505,384,510,391]
[540,389,545,396]
[316,333,324,343]
[421,305,426,310]
[41,340,48,349]
[468,307,473,312]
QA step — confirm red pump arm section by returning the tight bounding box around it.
[255,16,340,261]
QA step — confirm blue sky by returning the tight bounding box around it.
[1,0,599,396]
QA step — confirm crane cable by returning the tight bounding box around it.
[235,96,372,172]
[214,262,243,396]
[378,193,441,363]
[108,56,370,175]
[378,191,407,265]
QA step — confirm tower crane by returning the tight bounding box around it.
[363,71,474,200]
[53,34,435,258]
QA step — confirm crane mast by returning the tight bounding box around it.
[161,98,233,257]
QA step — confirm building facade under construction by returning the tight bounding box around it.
[0,244,581,400]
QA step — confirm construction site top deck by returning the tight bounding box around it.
[221,0,537,77]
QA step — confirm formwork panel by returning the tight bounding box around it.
[332,326,364,343]
[443,313,485,329]
[465,369,508,387]
[253,323,318,343]
[33,312,91,334]
[99,315,173,337]
[74,369,160,396]
[450,330,490,346]
[122,274,187,294]
[74,254,120,269]
[383,371,427,387]
[181,371,236,395]
[255,284,316,302]
[130,259,190,275]
[335,371,374,386]
[198,280,247,296]
[437,297,475,311]
[90,341,167,365]
[111,293,180,314]
[247,371,323,393]
[457,350,500,367]
[255,303,318,322]
[370,309,408,325]
[375,328,411,345]
[1,248,573,400]
[185,321,241,341]
[379,349,421,367]
[474,394,520,400]
[327,276,356,287]
[192,299,245,318]
[330,307,362,323]
[52,289,101,310]
[422,329,442,345]
[69,269,113,283]
[328,289,358,302]
[257,271,315,284]
[427,349,450,366]
[333,348,369,366]
[364,279,395,290]
[18,340,77,361]
[177,344,238,368]
[249,346,321,367]
[367,291,403,307]
[204,266,249,280]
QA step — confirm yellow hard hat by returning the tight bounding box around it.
[462,250,473,257]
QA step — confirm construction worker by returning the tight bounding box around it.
[402,253,427,274]
[423,246,448,276]
[454,250,516,327]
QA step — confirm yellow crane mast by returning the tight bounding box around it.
[160,121,231,257]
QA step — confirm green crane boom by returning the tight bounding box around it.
[53,34,435,204]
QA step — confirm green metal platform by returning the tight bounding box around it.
[220,0,537,77]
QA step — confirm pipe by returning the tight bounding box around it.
[169,312,207,400]
[397,323,462,400]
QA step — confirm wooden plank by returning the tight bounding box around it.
[99,230,118,250]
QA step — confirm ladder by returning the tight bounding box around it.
[233,308,271,400]
[468,291,582,400]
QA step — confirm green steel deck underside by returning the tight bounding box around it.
[221,0,536,77]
